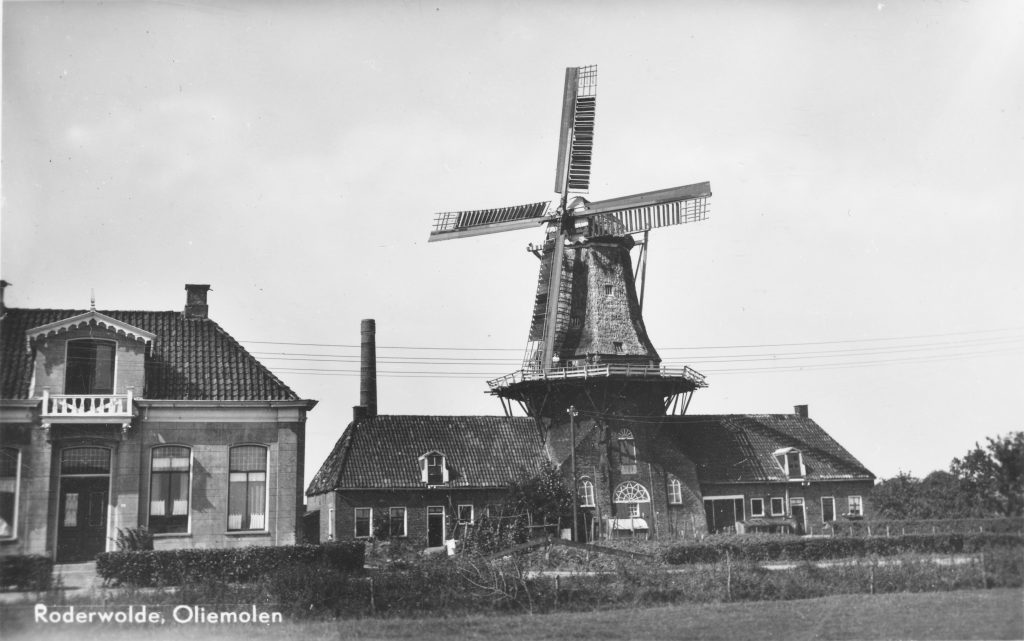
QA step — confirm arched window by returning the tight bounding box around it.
[228,445,267,531]
[578,479,595,507]
[668,478,683,505]
[149,446,191,534]
[65,339,116,395]
[612,481,651,503]
[613,481,650,519]
[615,429,637,474]
[0,448,20,539]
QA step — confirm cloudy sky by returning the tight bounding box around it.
[3,0,1022,488]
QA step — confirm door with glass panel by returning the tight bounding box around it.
[57,447,111,562]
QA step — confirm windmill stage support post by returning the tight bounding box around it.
[568,404,579,543]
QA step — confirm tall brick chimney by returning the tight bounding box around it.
[794,404,809,418]
[360,319,377,417]
[184,284,211,319]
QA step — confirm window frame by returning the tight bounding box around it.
[457,504,474,524]
[821,496,836,523]
[148,445,192,535]
[354,507,373,538]
[579,479,596,508]
[64,338,117,395]
[227,444,269,532]
[0,447,21,540]
[847,495,863,517]
[750,497,765,517]
[616,430,638,475]
[769,497,785,516]
[668,478,683,505]
[389,507,407,538]
[419,451,449,485]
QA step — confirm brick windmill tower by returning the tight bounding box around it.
[429,66,712,539]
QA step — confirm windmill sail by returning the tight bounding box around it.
[554,66,597,195]
[429,201,552,242]
[576,182,711,236]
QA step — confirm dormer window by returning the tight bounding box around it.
[419,451,449,485]
[65,340,115,394]
[774,447,805,479]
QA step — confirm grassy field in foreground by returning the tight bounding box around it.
[2,588,1022,641]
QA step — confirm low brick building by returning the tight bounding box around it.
[0,284,316,562]
[306,415,547,545]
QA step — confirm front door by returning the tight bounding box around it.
[790,498,806,536]
[57,476,109,562]
[427,506,445,547]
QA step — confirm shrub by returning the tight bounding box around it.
[0,555,53,591]
[663,532,1023,565]
[95,541,365,587]
[113,526,153,551]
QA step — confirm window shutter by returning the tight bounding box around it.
[441,457,449,483]
[420,457,428,483]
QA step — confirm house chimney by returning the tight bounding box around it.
[184,284,211,319]
[794,404,809,418]
[360,319,377,417]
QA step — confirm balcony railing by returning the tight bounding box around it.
[40,390,134,419]
[487,364,707,391]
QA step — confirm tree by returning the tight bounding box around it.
[950,431,1024,517]
[504,461,573,527]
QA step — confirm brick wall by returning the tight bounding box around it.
[700,479,875,534]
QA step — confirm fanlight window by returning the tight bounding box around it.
[612,481,651,504]
[615,429,638,475]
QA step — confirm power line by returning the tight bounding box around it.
[240,325,1024,354]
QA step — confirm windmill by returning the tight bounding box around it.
[429,66,710,409]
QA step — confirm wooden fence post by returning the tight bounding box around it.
[725,550,732,602]
[869,562,875,595]
[369,576,375,613]
[979,552,987,589]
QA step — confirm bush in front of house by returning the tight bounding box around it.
[0,554,54,591]
[663,532,1024,565]
[95,541,365,587]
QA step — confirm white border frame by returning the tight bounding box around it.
[148,444,193,536]
[750,497,765,517]
[227,444,270,533]
[353,507,373,539]
[0,447,21,540]
[389,506,408,538]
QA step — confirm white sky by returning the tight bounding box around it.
[3,0,1022,489]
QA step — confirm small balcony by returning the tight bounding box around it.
[40,389,135,423]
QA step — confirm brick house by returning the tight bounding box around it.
[0,283,316,562]
[306,415,547,546]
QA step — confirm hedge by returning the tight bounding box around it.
[0,555,54,591]
[663,532,1024,565]
[95,542,365,587]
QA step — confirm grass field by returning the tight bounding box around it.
[3,588,1022,641]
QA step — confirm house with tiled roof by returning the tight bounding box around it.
[0,283,316,562]
[307,414,548,546]
[668,411,874,534]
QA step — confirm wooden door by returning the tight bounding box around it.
[427,506,445,547]
[57,477,109,563]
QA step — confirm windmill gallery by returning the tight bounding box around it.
[305,66,875,547]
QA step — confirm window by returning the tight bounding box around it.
[388,507,406,537]
[770,497,784,516]
[149,446,190,534]
[604,284,613,297]
[0,448,20,539]
[668,479,683,505]
[774,447,805,478]
[228,445,267,531]
[847,495,863,517]
[703,496,744,533]
[616,430,637,475]
[750,498,765,517]
[821,496,836,523]
[354,508,372,538]
[419,451,449,485]
[613,480,650,518]
[457,504,474,524]
[61,447,111,475]
[579,479,596,507]
[65,339,116,394]
[613,342,624,354]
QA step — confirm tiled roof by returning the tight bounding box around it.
[307,415,548,495]
[1,308,299,401]
[664,414,874,483]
